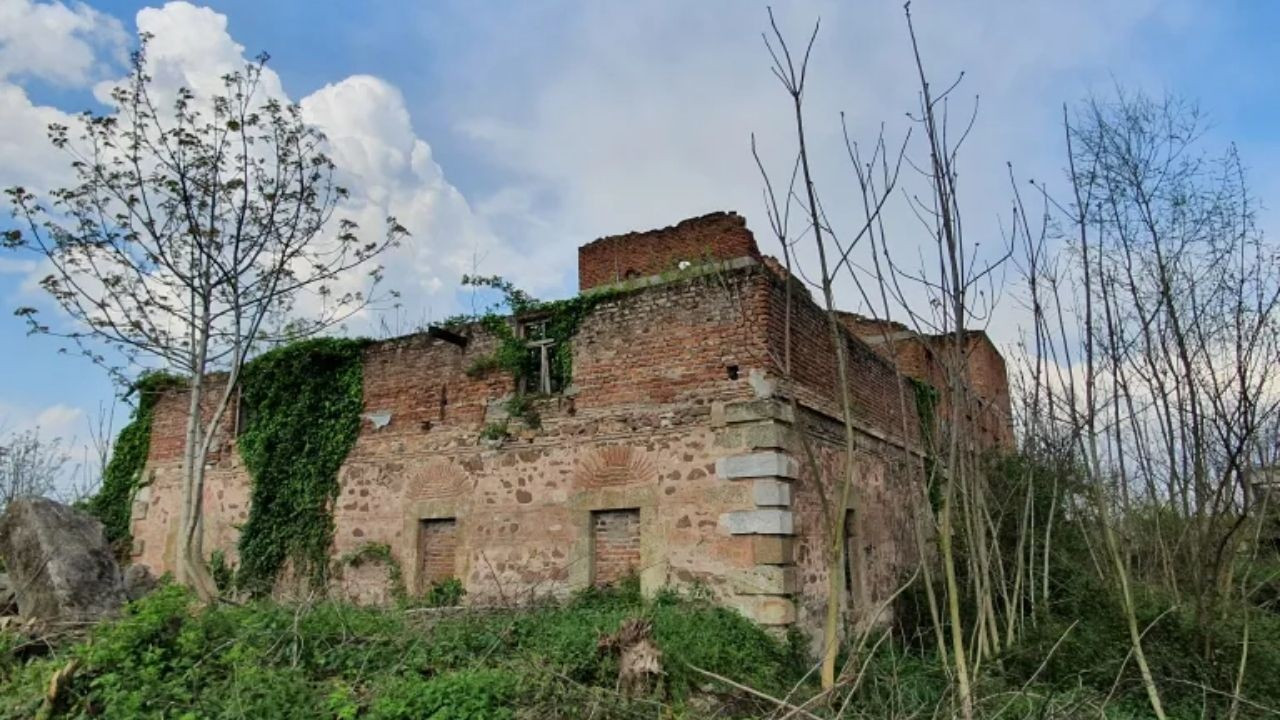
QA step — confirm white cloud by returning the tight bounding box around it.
[2,1,502,337]
[0,82,78,194]
[0,400,84,441]
[441,0,1201,336]
[0,0,127,86]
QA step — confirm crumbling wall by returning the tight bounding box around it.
[128,211,1008,639]
[129,268,791,625]
[578,212,760,291]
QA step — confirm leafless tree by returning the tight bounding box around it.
[0,428,68,512]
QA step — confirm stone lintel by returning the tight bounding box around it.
[752,479,791,508]
[716,452,799,480]
[720,509,793,535]
[752,535,794,565]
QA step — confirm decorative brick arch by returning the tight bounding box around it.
[575,445,656,489]
[403,459,470,500]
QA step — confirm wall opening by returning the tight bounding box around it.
[519,316,563,394]
[416,518,458,593]
[590,508,641,586]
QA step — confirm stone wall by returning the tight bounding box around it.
[130,265,799,626]
[128,212,1010,638]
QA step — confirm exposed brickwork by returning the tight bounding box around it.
[129,210,1012,639]
[578,211,760,291]
[591,509,641,586]
[417,518,459,589]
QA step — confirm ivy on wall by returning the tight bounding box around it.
[235,337,369,595]
[455,275,623,431]
[907,376,942,514]
[88,372,184,550]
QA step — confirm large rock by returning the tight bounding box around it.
[0,497,126,621]
[123,564,159,601]
[0,573,16,615]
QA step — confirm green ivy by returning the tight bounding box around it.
[457,275,623,427]
[337,542,406,602]
[907,376,942,514]
[88,371,184,549]
[236,338,369,595]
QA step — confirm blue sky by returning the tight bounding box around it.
[1,0,1278,476]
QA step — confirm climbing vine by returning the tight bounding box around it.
[907,376,942,514]
[235,337,369,595]
[337,542,407,602]
[88,371,184,550]
[455,275,623,427]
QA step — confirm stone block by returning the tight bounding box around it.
[723,399,795,425]
[0,497,126,621]
[720,509,793,535]
[709,402,727,428]
[731,595,797,626]
[716,452,799,480]
[131,500,149,521]
[752,479,791,507]
[733,565,797,595]
[752,535,794,565]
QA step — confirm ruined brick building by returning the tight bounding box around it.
[129,212,1012,636]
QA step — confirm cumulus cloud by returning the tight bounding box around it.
[0,401,84,444]
[0,0,127,86]
[440,0,1202,340]
[2,0,500,336]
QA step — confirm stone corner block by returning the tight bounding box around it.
[720,509,793,536]
[709,401,727,428]
[730,595,797,626]
[724,399,795,425]
[752,535,794,565]
[732,565,798,596]
[752,479,791,508]
[715,451,799,480]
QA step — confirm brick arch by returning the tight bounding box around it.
[403,459,470,500]
[575,445,656,489]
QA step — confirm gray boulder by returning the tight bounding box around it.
[123,563,159,601]
[0,573,16,615]
[0,497,126,621]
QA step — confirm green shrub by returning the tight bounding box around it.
[0,580,806,718]
[367,669,517,720]
[423,578,465,608]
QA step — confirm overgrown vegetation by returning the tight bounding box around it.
[236,338,369,595]
[0,580,805,719]
[454,275,623,431]
[338,543,407,602]
[86,372,183,550]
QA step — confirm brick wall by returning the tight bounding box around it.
[128,212,1013,637]
[762,274,922,446]
[578,211,760,291]
[591,509,641,586]
[570,267,769,409]
[417,518,458,589]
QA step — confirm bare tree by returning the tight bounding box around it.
[1011,89,1279,717]
[3,38,404,601]
[0,428,68,512]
